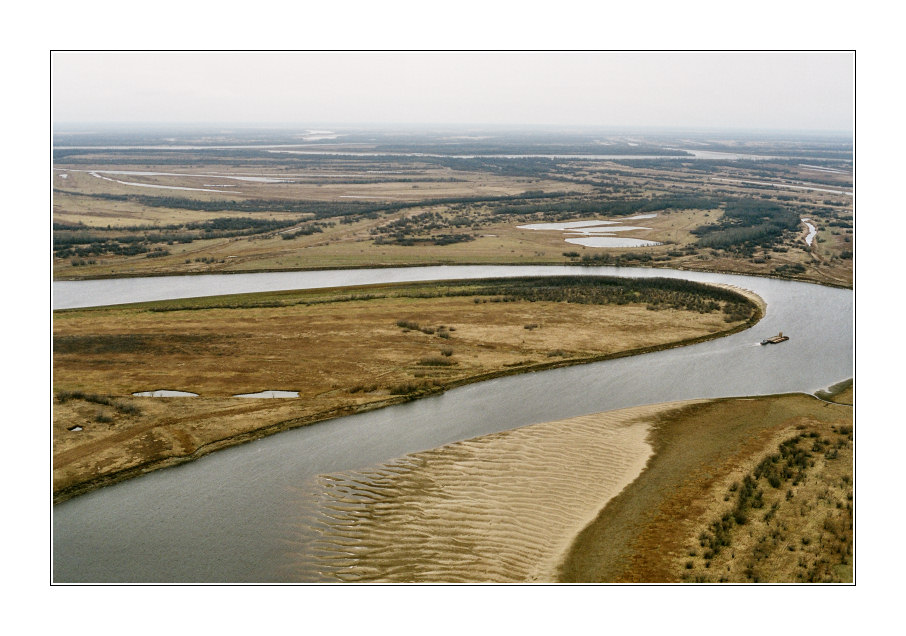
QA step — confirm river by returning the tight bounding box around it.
[52,266,852,582]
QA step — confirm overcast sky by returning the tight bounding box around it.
[53,51,853,133]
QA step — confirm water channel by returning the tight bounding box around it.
[52,266,853,582]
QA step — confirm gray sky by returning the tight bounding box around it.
[52,51,853,132]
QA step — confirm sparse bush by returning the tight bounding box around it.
[418,356,455,367]
[113,401,141,416]
[389,382,423,395]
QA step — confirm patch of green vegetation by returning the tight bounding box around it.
[815,379,853,402]
[53,216,304,258]
[688,427,853,583]
[691,199,801,254]
[461,276,755,318]
[87,277,757,323]
[418,356,456,367]
[773,263,806,276]
[56,390,141,416]
[53,334,215,353]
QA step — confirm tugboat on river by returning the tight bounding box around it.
[760,331,789,345]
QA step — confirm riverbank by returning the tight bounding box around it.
[53,277,762,503]
[299,391,852,582]
[559,390,853,582]
[53,258,853,290]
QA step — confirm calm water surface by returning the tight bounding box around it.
[52,266,853,582]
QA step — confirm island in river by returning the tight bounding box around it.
[52,276,762,503]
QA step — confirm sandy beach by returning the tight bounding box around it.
[301,402,699,582]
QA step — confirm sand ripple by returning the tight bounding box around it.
[298,402,697,582]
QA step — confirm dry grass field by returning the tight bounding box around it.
[53,277,759,502]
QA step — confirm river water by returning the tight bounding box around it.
[52,266,853,582]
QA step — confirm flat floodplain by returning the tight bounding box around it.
[53,131,853,288]
[52,276,759,502]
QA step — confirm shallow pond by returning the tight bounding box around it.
[518,215,659,249]
[802,219,818,246]
[565,237,662,247]
[132,390,199,397]
[233,390,300,398]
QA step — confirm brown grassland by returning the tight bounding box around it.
[53,279,760,503]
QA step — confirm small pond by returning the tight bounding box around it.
[565,237,663,248]
[233,390,300,398]
[132,390,199,397]
[802,219,818,246]
[519,214,659,248]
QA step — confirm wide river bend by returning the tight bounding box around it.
[52,266,853,582]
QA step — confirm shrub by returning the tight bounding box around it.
[418,356,455,367]
[389,382,422,395]
[113,401,141,416]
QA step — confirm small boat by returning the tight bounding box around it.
[760,332,789,345]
